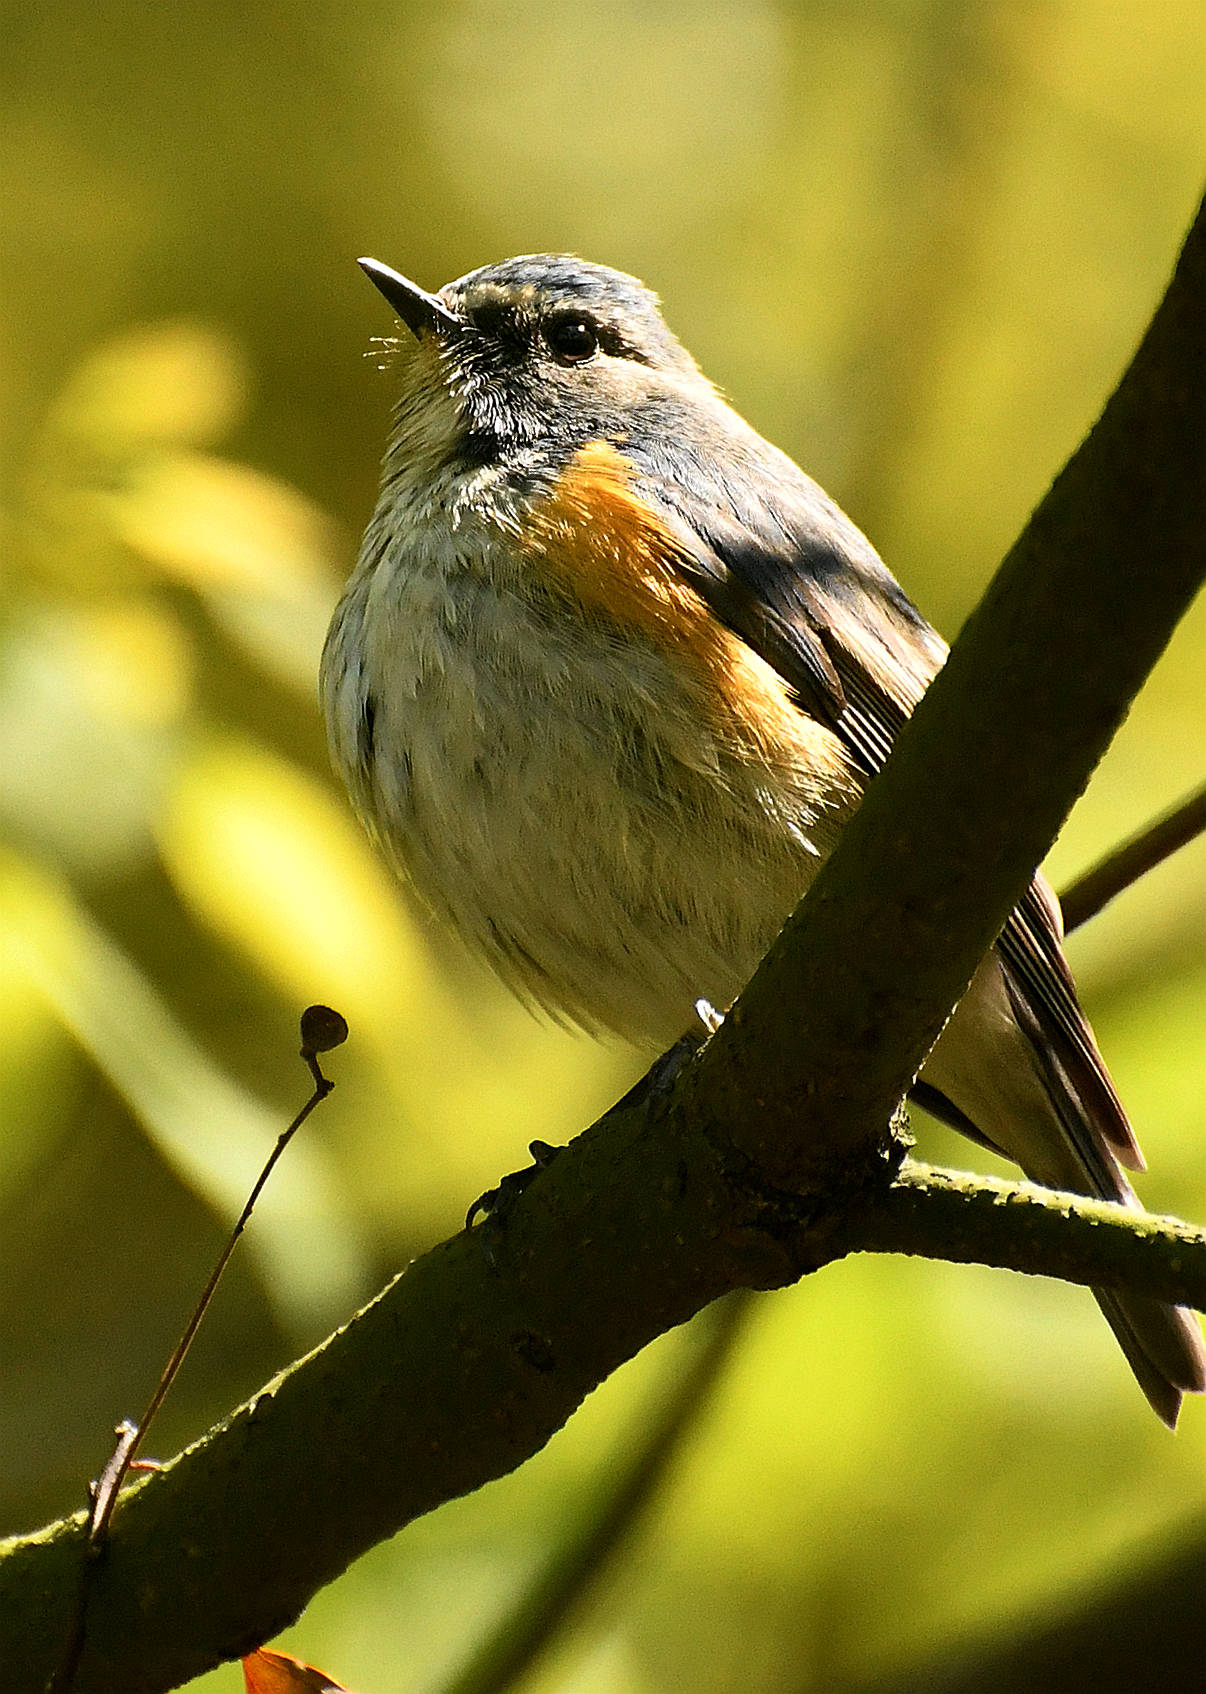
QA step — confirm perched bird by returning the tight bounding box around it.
[322,252,1204,1424]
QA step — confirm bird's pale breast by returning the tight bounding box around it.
[322,456,861,1045]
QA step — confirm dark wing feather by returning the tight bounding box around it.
[632,434,1141,1174]
[624,424,1204,1419]
[998,884,1143,1171]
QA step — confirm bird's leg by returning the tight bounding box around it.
[465,1002,723,1262]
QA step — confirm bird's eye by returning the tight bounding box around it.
[545,317,598,364]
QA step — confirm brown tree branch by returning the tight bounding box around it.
[434,752,1206,1694]
[2,1139,1204,1694]
[440,1293,752,1694]
[847,1161,1206,1309]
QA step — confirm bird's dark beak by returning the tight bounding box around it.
[358,258,461,336]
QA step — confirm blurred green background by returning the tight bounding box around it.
[2,2,1205,1690]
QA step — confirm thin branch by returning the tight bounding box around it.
[1060,780,1206,933]
[48,1009,347,1694]
[91,1039,339,1546]
[846,1161,1206,1310]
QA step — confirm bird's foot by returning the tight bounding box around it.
[466,1139,563,1265]
[614,998,725,1112]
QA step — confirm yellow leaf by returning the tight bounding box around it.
[158,737,446,1042]
[48,322,246,449]
[111,449,336,599]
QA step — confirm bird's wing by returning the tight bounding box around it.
[637,440,1144,1178]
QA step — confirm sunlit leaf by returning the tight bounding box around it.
[0,848,366,1326]
[0,921,72,1210]
[46,322,247,450]
[69,596,194,725]
[203,579,337,694]
[103,448,341,690]
[0,599,189,872]
[111,450,335,598]
[157,736,447,1044]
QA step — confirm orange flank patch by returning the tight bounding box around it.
[525,441,842,775]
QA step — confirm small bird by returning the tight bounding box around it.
[322,253,1204,1424]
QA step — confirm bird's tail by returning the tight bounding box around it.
[922,898,1206,1426]
[1093,1288,1206,1427]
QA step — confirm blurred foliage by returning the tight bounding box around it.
[1,1,1204,1691]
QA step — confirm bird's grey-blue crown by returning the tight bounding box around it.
[443,254,694,373]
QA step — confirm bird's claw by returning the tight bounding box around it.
[466,1139,563,1265]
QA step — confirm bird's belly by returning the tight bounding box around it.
[327,558,857,1047]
